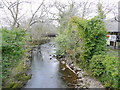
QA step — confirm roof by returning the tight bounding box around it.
[104,18,120,32]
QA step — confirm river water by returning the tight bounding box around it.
[24,42,65,88]
[24,41,105,88]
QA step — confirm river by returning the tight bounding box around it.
[23,41,104,88]
[24,42,65,88]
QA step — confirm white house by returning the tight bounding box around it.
[104,18,120,48]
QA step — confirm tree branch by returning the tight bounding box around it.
[28,0,45,26]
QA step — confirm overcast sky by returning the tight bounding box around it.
[0,0,119,27]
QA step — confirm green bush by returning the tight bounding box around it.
[90,54,105,76]
[82,16,107,61]
[55,17,85,62]
[55,33,71,52]
[2,28,27,79]
[56,16,107,68]
[90,54,119,88]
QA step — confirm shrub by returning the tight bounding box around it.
[82,16,107,61]
[55,33,71,52]
[2,28,27,79]
[90,54,119,88]
[90,54,105,76]
[56,16,107,67]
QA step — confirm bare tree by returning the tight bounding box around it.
[1,0,21,27]
[44,0,77,33]
[45,0,94,25]
[1,0,46,29]
[26,0,45,29]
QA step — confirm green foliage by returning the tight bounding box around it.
[90,54,105,76]
[56,15,107,67]
[90,54,119,88]
[2,28,27,79]
[81,16,107,67]
[6,73,31,88]
[55,33,71,52]
[55,3,119,89]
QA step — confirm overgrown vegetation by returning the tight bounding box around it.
[2,28,27,78]
[90,53,119,88]
[1,28,31,88]
[55,3,119,89]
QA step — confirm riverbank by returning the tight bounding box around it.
[56,48,119,89]
[2,39,50,88]
[58,57,105,88]
[2,45,32,88]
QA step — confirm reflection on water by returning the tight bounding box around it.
[24,42,65,88]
